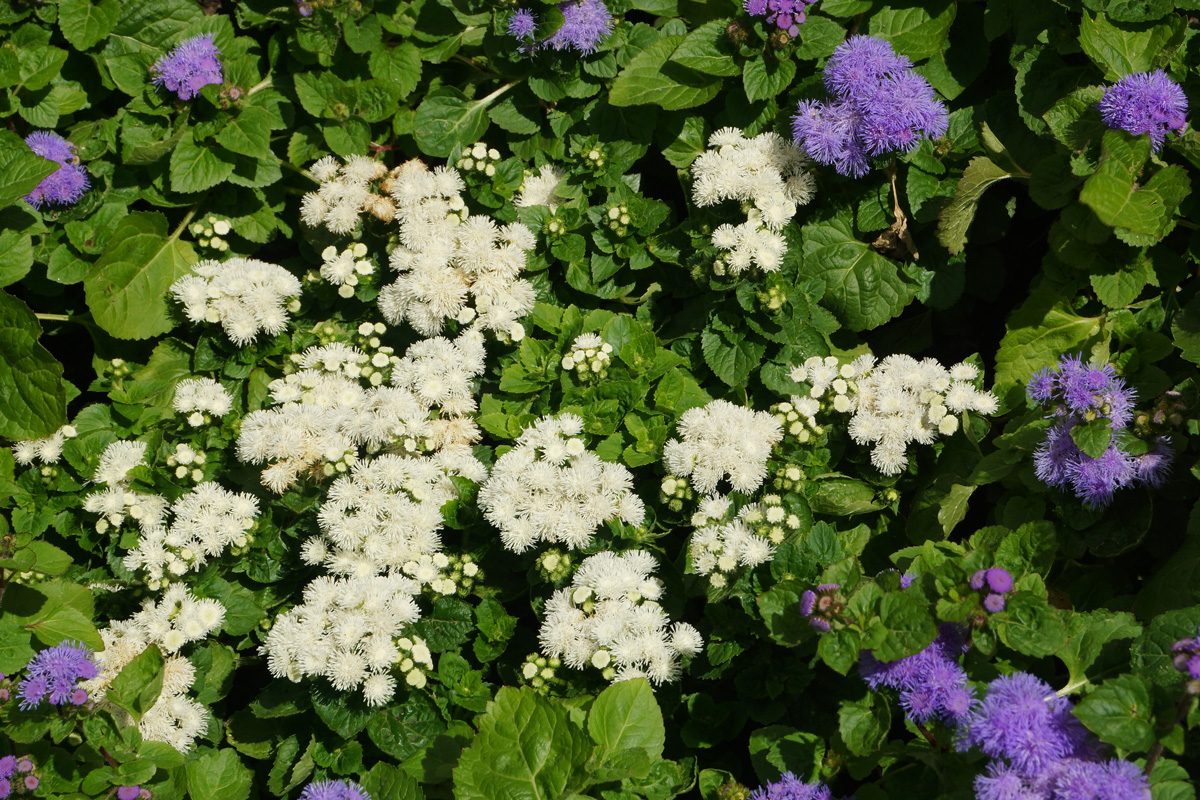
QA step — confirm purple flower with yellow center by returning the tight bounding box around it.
[1099,70,1188,152]
[23,131,89,209]
[152,34,223,101]
[17,641,99,709]
[298,779,372,800]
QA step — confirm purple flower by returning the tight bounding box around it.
[152,34,223,101]
[17,641,99,709]
[970,569,988,591]
[799,589,817,616]
[791,99,870,177]
[899,571,915,588]
[544,0,613,55]
[508,8,538,40]
[117,787,140,800]
[23,131,89,209]
[742,0,818,37]
[22,776,37,791]
[298,779,372,800]
[859,624,972,725]
[1132,438,1173,487]
[1033,422,1080,489]
[983,593,1007,613]
[0,757,14,778]
[296,1,313,16]
[1068,444,1135,509]
[824,35,912,99]
[1051,758,1149,800]
[974,762,1037,800]
[986,568,1013,594]
[859,71,949,155]
[1027,367,1056,405]
[749,772,837,800]
[1099,70,1188,152]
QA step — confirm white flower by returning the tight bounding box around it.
[94,440,147,485]
[170,258,301,346]
[515,164,565,209]
[662,400,782,494]
[173,378,232,418]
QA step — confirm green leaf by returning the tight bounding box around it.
[588,679,665,760]
[1080,131,1190,245]
[1070,419,1113,459]
[669,20,740,77]
[701,327,765,387]
[995,593,1068,657]
[1073,674,1155,751]
[809,478,885,516]
[994,289,1102,400]
[0,291,68,439]
[609,36,722,110]
[1078,10,1184,81]
[57,0,120,50]
[361,763,420,800]
[0,230,34,289]
[454,687,591,800]
[368,42,422,97]
[414,88,493,159]
[801,215,915,331]
[838,694,891,757]
[742,57,795,104]
[0,129,56,210]
[215,107,274,160]
[1090,256,1153,309]
[170,130,236,194]
[1132,606,1200,685]
[366,692,446,760]
[0,617,36,674]
[866,0,957,60]
[185,748,253,800]
[107,645,164,722]
[83,212,197,340]
[1172,293,1200,366]
[1059,610,1141,690]
[936,156,1016,255]
[874,592,939,661]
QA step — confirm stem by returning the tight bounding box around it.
[1144,690,1195,777]
[35,313,74,323]
[915,723,938,747]
[453,54,500,77]
[278,157,317,184]
[479,81,517,107]
[170,206,199,241]
[247,77,272,96]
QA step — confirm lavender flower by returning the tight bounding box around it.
[859,71,949,155]
[17,641,99,709]
[749,772,839,800]
[1132,438,1173,487]
[0,757,34,800]
[800,583,841,632]
[544,0,613,54]
[298,779,372,800]
[152,34,223,101]
[1098,70,1188,152]
[1170,627,1200,680]
[23,131,89,209]
[824,35,912,98]
[742,0,819,37]
[508,8,538,40]
[859,624,973,725]
[117,787,140,800]
[1051,759,1150,800]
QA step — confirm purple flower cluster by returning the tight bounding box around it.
[298,779,372,800]
[1028,355,1172,508]
[23,131,89,209]
[17,641,99,709]
[1170,628,1200,682]
[859,624,973,725]
[962,673,1149,800]
[791,36,948,177]
[0,755,37,800]
[152,34,223,101]
[506,0,613,55]
[750,772,843,800]
[1098,70,1188,153]
[743,0,818,37]
[117,787,150,800]
[799,583,842,632]
[970,568,1013,614]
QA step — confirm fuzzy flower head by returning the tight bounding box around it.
[859,623,973,725]
[171,258,302,346]
[545,0,613,54]
[742,0,818,37]
[152,34,223,100]
[23,132,89,209]
[749,772,838,800]
[662,400,783,494]
[508,8,538,40]
[298,779,372,800]
[17,642,99,709]
[1099,70,1188,152]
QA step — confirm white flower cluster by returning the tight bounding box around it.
[515,164,565,210]
[687,495,800,587]
[478,413,645,553]
[262,574,434,706]
[171,258,302,346]
[320,242,375,298]
[561,333,613,381]
[771,398,823,444]
[166,442,207,482]
[301,450,486,578]
[691,128,816,274]
[539,551,703,685]
[83,440,170,536]
[173,377,232,426]
[662,400,783,494]
[189,214,233,252]
[11,424,76,466]
[122,482,259,585]
[300,154,396,232]
[236,331,485,493]
[81,585,225,752]
[455,141,501,177]
[377,159,537,340]
[790,354,999,475]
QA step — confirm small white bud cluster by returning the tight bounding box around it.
[189,214,233,251]
[520,653,564,692]
[689,495,776,587]
[401,551,482,597]
[455,141,501,178]
[662,399,783,495]
[11,424,76,466]
[770,398,824,443]
[560,333,613,381]
[261,574,434,706]
[790,354,999,475]
[537,548,574,584]
[659,475,696,514]
[320,242,375,299]
[604,203,633,237]
[165,443,207,482]
[539,550,703,685]
[171,258,302,346]
[514,164,565,210]
[173,377,233,427]
[478,413,645,553]
[692,128,816,275]
[300,154,397,232]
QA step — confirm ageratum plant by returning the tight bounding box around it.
[0,1,1198,800]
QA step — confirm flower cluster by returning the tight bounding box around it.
[770,399,823,445]
[189,214,233,252]
[152,34,223,100]
[799,583,842,632]
[561,333,613,381]
[83,440,171,537]
[82,586,225,752]
[11,424,76,466]
[16,641,99,709]
[507,0,614,55]
[691,128,815,274]
[969,568,1013,614]
[663,399,783,494]
[319,243,375,297]
[23,131,89,209]
[298,780,373,800]
[743,0,818,37]
[300,155,396,232]
[479,413,644,553]
[961,672,1149,800]
[172,377,232,426]
[1169,627,1200,687]
[750,772,844,800]
[688,495,778,587]
[792,36,948,177]
[1028,355,1172,508]
[171,258,302,346]
[377,159,537,340]
[1098,70,1188,152]
[515,164,566,210]
[539,551,703,684]
[262,574,434,705]
[791,354,998,475]
[455,141,501,178]
[0,756,37,800]
[859,624,973,725]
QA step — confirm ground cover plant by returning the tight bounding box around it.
[1,0,1200,799]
